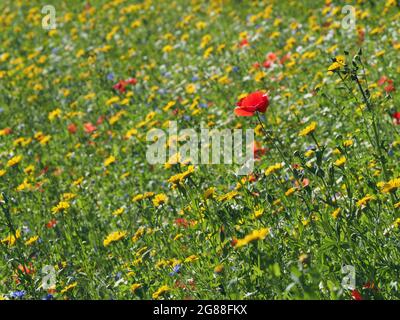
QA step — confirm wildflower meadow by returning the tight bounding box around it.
[0,0,400,301]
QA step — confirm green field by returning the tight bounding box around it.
[0,0,399,300]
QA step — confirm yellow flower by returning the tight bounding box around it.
[203,187,216,199]
[1,229,21,246]
[299,122,317,137]
[51,201,70,214]
[112,207,124,216]
[356,194,375,207]
[0,169,6,177]
[152,193,168,206]
[132,227,145,242]
[253,207,264,219]
[130,283,142,293]
[184,255,198,263]
[285,187,296,196]
[62,193,77,201]
[60,282,78,294]
[48,108,62,121]
[334,156,347,167]
[265,163,283,176]
[378,177,400,193]
[152,285,170,299]
[185,83,196,94]
[25,235,39,246]
[24,165,35,175]
[393,218,400,229]
[7,155,22,167]
[103,230,127,247]
[331,208,341,219]
[235,228,270,248]
[343,140,353,147]
[106,96,120,106]
[328,55,346,72]
[104,155,116,167]
[217,190,240,202]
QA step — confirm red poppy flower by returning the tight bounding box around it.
[175,218,189,228]
[393,112,400,125]
[113,78,137,93]
[385,82,395,93]
[67,123,77,134]
[46,219,57,229]
[267,52,277,62]
[253,141,267,160]
[239,38,249,47]
[280,53,290,65]
[263,59,272,69]
[377,76,388,86]
[351,289,362,300]
[84,122,97,134]
[234,91,269,117]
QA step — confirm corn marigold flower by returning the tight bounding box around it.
[60,282,78,294]
[130,283,142,293]
[234,91,269,117]
[112,207,124,216]
[299,122,317,137]
[1,229,21,246]
[328,55,346,72]
[378,177,400,193]
[217,190,240,202]
[152,285,169,299]
[7,155,22,167]
[25,235,39,246]
[132,227,145,242]
[331,208,341,219]
[285,187,296,197]
[51,201,70,214]
[103,230,127,246]
[203,187,216,199]
[235,228,270,248]
[265,162,284,175]
[334,156,347,167]
[152,193,168,207]
[356,194,375,207]
[104,155,116,167]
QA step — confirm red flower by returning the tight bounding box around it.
[267,52,277,62]
[46,219,57,229]
[113,78,137,93]
[84,122,97,134]
[385,82,395,93]
[263,60,272,69]
[239,38,249,47]
[253,141,267,160]
[393,112,400,125]
[377,76,388,86]
[67,123,77,134]
[234,91,269,117]
[175,218,189,228]
[351,289,363,300]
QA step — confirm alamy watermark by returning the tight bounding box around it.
[341,265,356,290]
[42,5,57,30]
[146,121,255,175]
[341,5,356,31]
